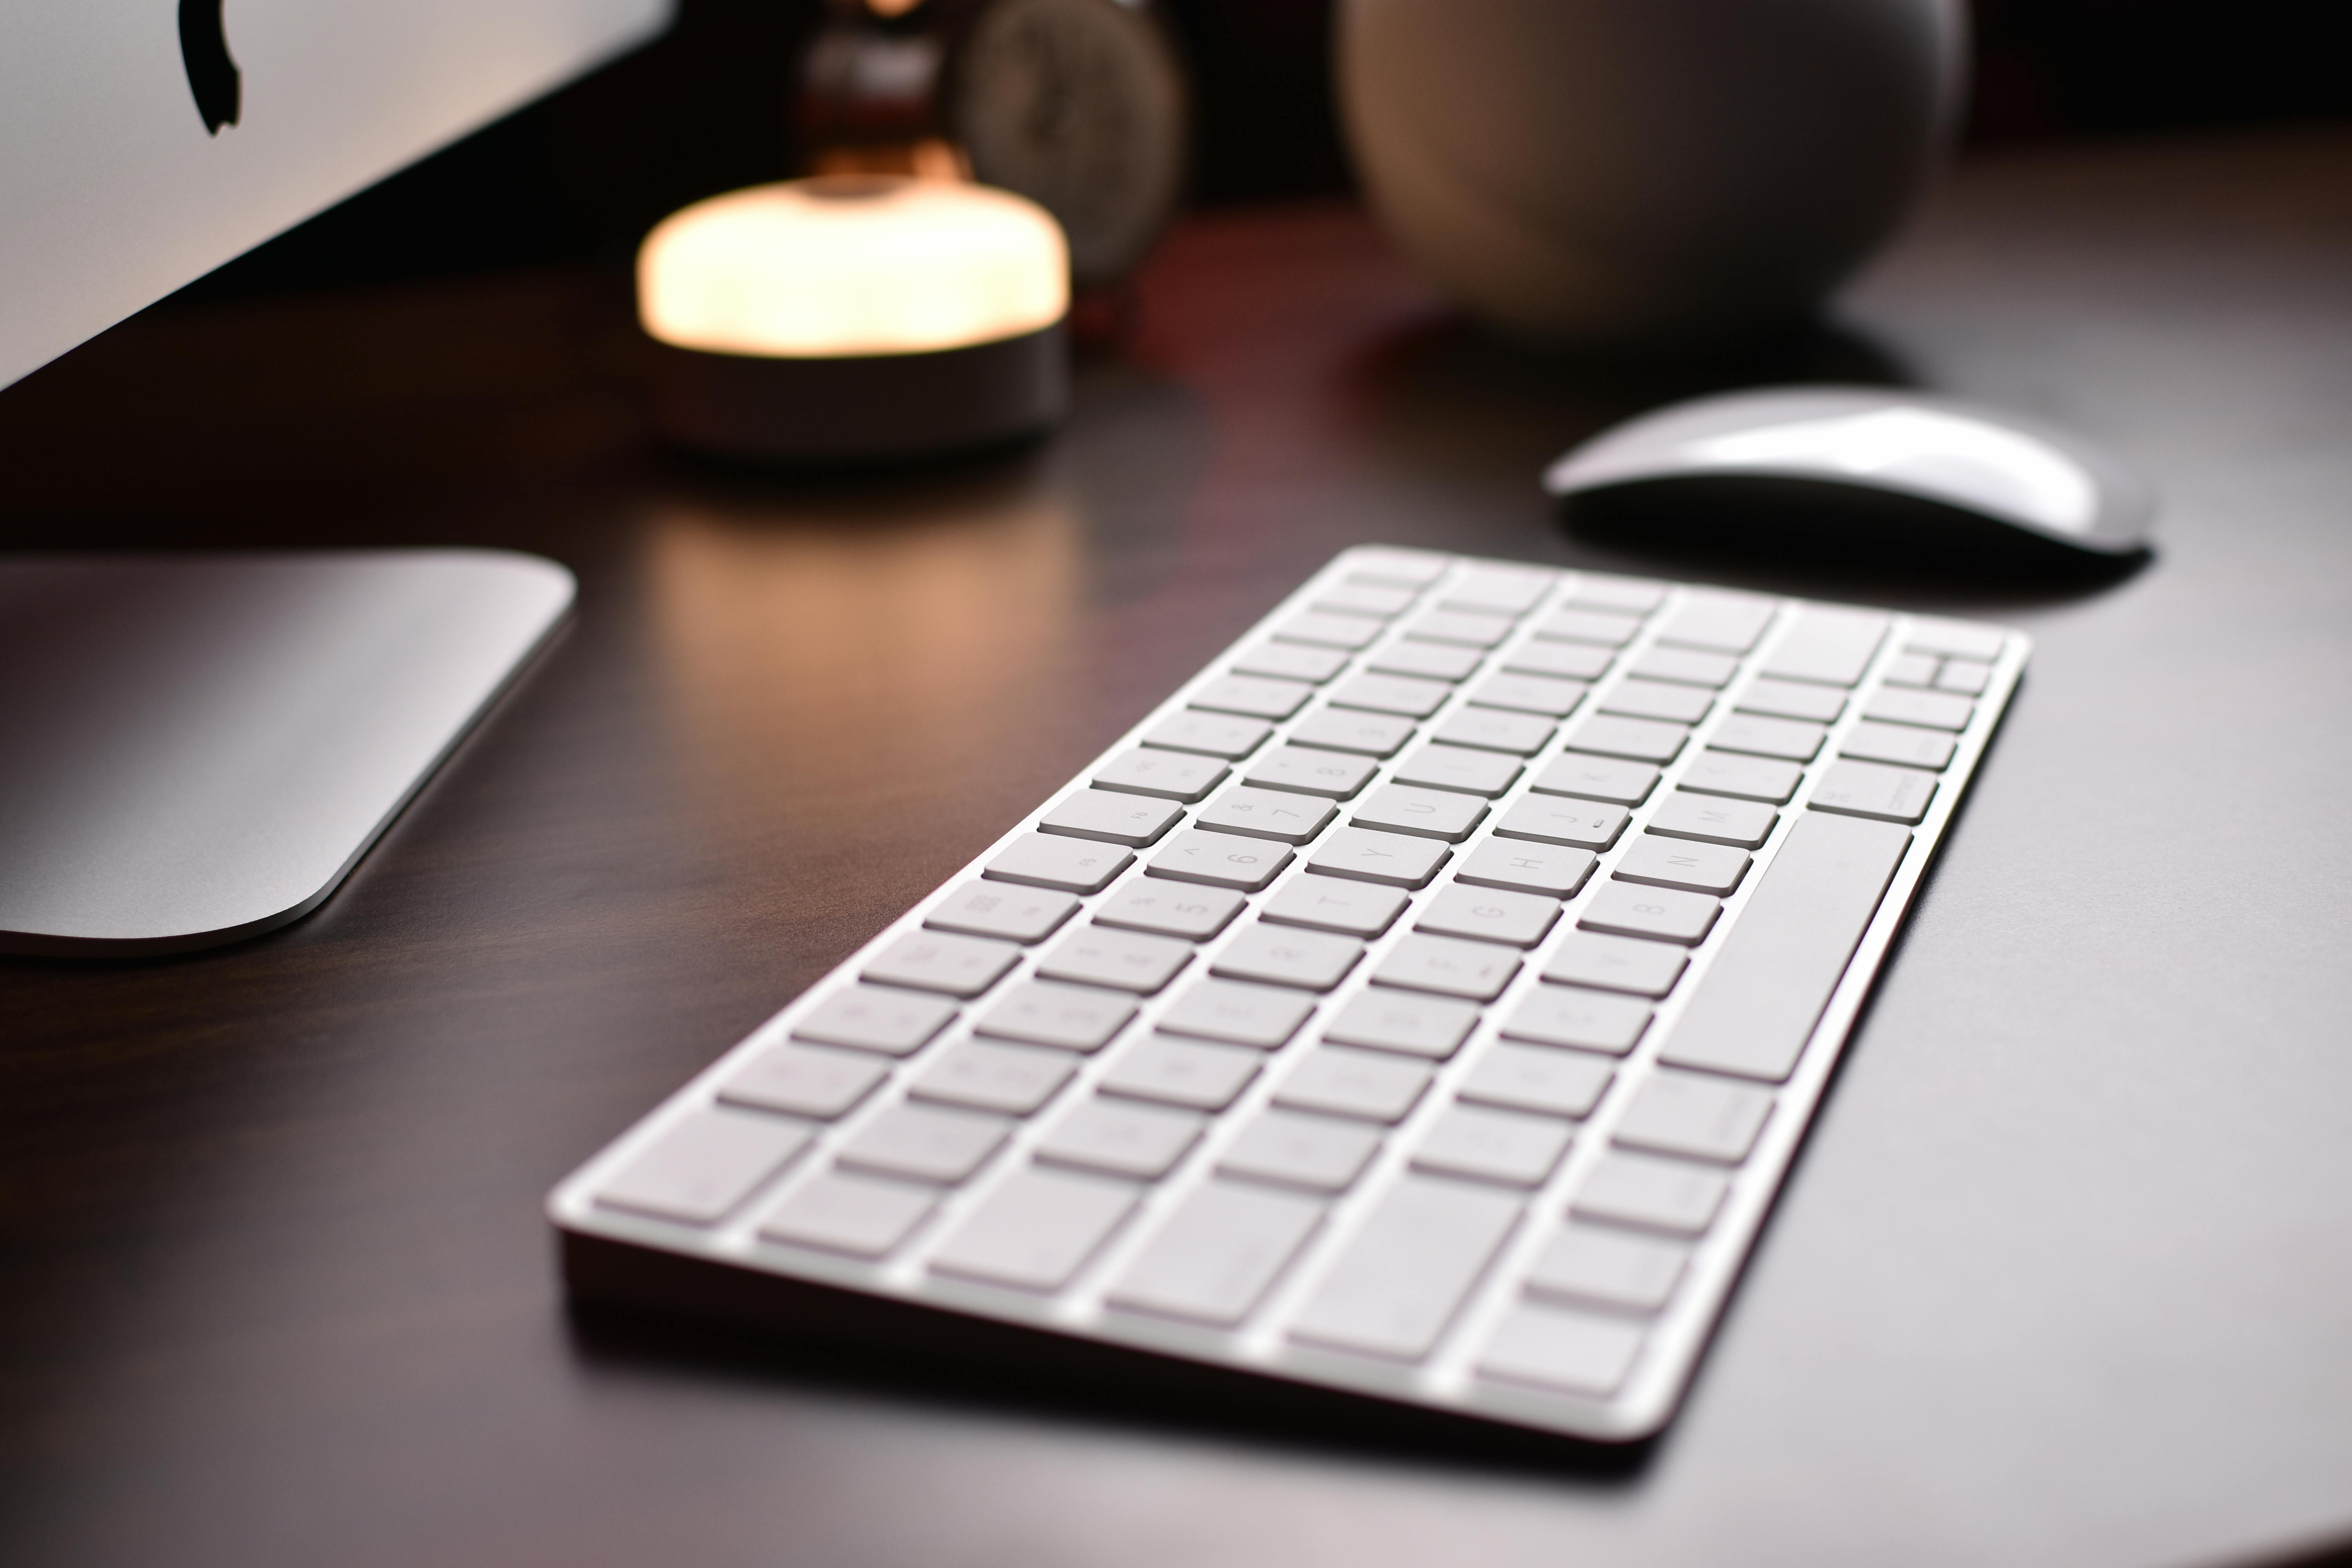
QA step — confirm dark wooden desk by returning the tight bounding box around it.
[6,127,2352,1568]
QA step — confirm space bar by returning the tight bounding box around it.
[1657,812,1914,1083]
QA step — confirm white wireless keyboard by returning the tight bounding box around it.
[550,546,2026,1442]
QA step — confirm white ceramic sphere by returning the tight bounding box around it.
[1338,0,1966,346]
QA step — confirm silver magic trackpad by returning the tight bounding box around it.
[0,550,573,956]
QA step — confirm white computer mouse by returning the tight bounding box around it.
[1543,386,2156,557]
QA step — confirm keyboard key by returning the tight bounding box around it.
[1037,925,1193,994]
[1758,607,1886,686]
[1613,1072,1774,1164]
[1709,714,1826,762]
[1148,828,1293,890]
[1143,712,1270,759]
[1572,1152,1729,1236]
[1330,672,1452,719]
[1541,932,1688,997]
[1039,788,1183,847]
[597,1108,812,1224]
[1036,1098,1206,1179]
[1213,923,1365,991]
[1646,793,1777,849]
[910,1038,1078,1115]
[1261,873,1410,936]
[1578,883,1720,946]
[792,985,959,1056]
[1864,687,1976,731]
[1809,759,1937,825]
[1373,933,1522,1000]
[1197,784,1339,844]
[1904,618,2005,661]
[925,881,1081,944]
[1882,651,1940,687]
[1525,1225,1688,1312]
[1220,1110,1384,1192]
[758,1172,936,1258]
[839,1103,1009,1185]
[975,979,1138,1051]
[1734,677,1846,724]
[721,1044,891,1120]
[1535,608,1641,646]
[1658,591,1777,653]
[1392,743,1523,797]
[1468,671,1589,718]
[1613,837,1751,897]
[1108,1181,1325,1325]
[1563,573,1667,612]
[1243,745,1380,799]
[1629,646,1738,688]
[1416,884,1562,948]
[1600,679,1713,724]
[1405,608,1515,647]
[1493,797,1628,850]
[1232,641,1349,683]
[1094,880,1246,940]
[1477,1305,1645,1396]
[1315,582,1417,617]
[1562,714,1688,765]
[1459,1043,1614,1119]
[1099,1034,1261,1111]
[1500,984,1652,1054]
[1287,708,1417,757]
[1411,1106,1573,1187]
[929,1167,1138,1290]
[1369,639,1485,681]
[1307,826,1452,888]
[1351,784,1488,842]
[1160,977,1317,1048]
[1192,673,1313,720]
[1274,611,1385,650]
[1679,750,1803,804]
[1503,640,1613,681]
[1453,839,1597,899]
[863,930,1022,998]
[1321,989,1481,1059]
[1094,747,1229,802]
[986,833,1135,893]
[1344,548,1451,586]
[1660,812,1911,1081]
[1289,1178,1522,1360]
[1431,706,1555,755]
[1529,754,1659,806]
[1840,720,1958,771]
[1442,567,1557,616]
[1274,1047,1435,1123]
[1936,658,1994,696]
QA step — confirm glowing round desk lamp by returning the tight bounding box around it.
[639,176,1070,462]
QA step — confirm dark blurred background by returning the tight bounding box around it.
[150,0,2352,305]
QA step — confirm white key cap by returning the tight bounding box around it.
[1287,708,1417,757]
[1415,884,1562,948]
[597,1108,811,1224]
[910,1038,1077,1115]
[1108,1181,1325,1326]
[1904,617,2005,661]
[1276,610,1387,650]
[863,930,1022,998]
[1809,758,1938,824]
[1196,784,1339,844]
[1314,582,1417,617]
[1219,1110,1385,1192]
[1260,873,1410,936]
[1405,608,1515,647]
[1679,750,1803,804]
[1307,826,1452,887]
[1493,797,1628,849]
[975,979,1138,1051]
[1459,1043,1614,1119]
[1525,1225,1688,1312]
[1231,641,1349,683]
[1192,673,1313,720]
[1368,639,1485,681]
[1037,925,1194,994]
[1213,923,1365,992]
[1613,1072,1774,1164]
[1243,745,1380,799]
[1759,607,1886,686]
[1564,573,1667,612]
[1500,984,1652,1054]
[1147,828,1293,890]
[758,1172,937,1259]
[929,1167,1138,1290]
[1468,672,1590,719]
[1562,713,1688,764]
[1477,1305,1645,1396]
[1372,933,1522,1000]
[1036,1098,1206,1179]
[1840,720,1958,771]
[1343,548,1450,586]
[1629,646,1738,688]
[1710,714,1826,762]
[1646,792,1778,849]
[1039,788,1183,846]
[1308,995,1474,1068]
[1274,1047,1434,1123]
[1535,608,1642,646]
[1864,687,1976,731]
[925,881,1081,943]
[1330,671,1452,719]
[1735,676,1847,723]
[791,985,959,1056]
[1289,1178,1522,1360]
[1159,977,1317,1049]
[1431,707,1555,755]
[1392,742,1523,797]
[1098,1033,1262,1111]
[1411,1105,1573,1187]
[986,832,1135,893]
[1599,678,1714,724]
[1529,754,1659,805]
[1578,883,1720,945]
[721,1044,891,1120]
[1572,1152,1729,1236]
[1442,567,1556,616]
[1658,591,1777,653]
[1453,839,1597,899]
[838,1103,1009,1185]
[1093,880,1246,940]
[1094,747,1229,802]
[1613,837,1751,897]
[1351,783,1487,842]
[1936,657,1994,695]
[1882,651,1940,688]
[1541,932,1688,996]
[1503,640,1613,681]
[1143,711,1270,759]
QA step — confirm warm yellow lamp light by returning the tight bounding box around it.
[639,176,1071,462]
